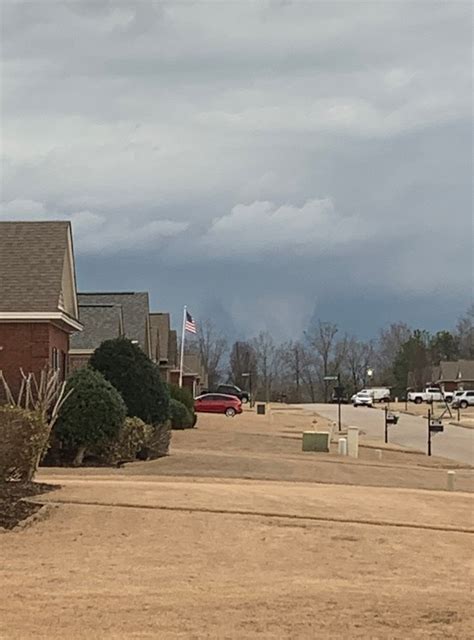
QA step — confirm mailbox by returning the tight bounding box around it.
[386,413,399,425]
[429,419,444,433]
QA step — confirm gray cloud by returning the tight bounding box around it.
[1,1,472,338]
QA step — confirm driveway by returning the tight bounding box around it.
[305,404,474,466]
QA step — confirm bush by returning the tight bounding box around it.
[169,384,194,412]
[169,398,193,430]
[0,406,49,481]
[55,367,126,465]
[94,417,154,464]
[146,420,172,457]
[90,338,170,425]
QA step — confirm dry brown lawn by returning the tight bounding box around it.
[1,406,473,639]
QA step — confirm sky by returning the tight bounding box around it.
[1,1,472,340]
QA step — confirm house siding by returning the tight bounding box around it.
[69,353,92,373]
[0,322,70,396]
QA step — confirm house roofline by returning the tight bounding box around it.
[0,312,83,332]
[78,291,147,296]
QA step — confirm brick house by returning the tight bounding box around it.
[434,360,474,392]
[0,221,82,395]
[170,352,208,397]
[149,312,173,382]
[149,313,208,395]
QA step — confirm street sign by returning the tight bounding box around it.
[323,376,339,381]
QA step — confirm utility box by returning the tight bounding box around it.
[256,403,266,415]
[302,431,330,452]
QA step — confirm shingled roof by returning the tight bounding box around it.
[77,292,151,357]
[70,304,124,351]
[0,221,81,329]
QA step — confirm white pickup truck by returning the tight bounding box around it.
[407,387,453,404]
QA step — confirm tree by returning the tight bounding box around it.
[344,336,373,395]
[55,367,126,465]
[252,331,279,401]
[392,330,430,395]
[305,320,339,402]
[229,341,257,390]
[429,331,459,365]
[197,319,228,389]
[278,340,305,402]
[374,322,412,385]
[90,338,170,425]
[456,304,474,358]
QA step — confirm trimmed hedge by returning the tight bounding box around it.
[169,384,194,412]
[95,417,154,464]
[90,338,170,425]
[55,367,126,465]
[169,398,193,430]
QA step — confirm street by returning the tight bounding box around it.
[305,404,474,466]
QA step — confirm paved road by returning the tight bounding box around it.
[303,403,474,466]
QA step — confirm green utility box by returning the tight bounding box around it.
[302,431,330,452]
[256,403,266,415]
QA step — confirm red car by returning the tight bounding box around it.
[194,393,242,417]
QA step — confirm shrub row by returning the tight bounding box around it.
[45,338,195,466]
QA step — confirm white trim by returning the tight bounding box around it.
[0,312,83,332]
[66,224,79,319]
[69,349,94,355]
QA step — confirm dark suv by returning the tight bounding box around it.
[216,384,250,404]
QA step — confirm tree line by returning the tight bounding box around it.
[192,305,473,403]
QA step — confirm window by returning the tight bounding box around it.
[51,347,59,371]
[60,351,67,381]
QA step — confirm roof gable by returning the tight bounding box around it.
[0,221,79,321]
[77,292,151,357]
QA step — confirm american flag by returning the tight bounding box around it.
[185,310,197,334]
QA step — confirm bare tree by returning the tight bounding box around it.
[278,340,305,402]
[374,322,412,385]
[197,319,228,389]
[299,345,319,402]
[456,304,474,359]
[252,331,279,402]
[305,320,339,402]
[343,336,374,395]
[229,341,257,391]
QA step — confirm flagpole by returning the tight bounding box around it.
[179,305,187,388]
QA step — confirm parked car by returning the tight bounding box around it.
[194,393,243,417]
[407,387,453,404]
[451,390,465,404]
[352,392,374,407]
[216,384,250,404]
[451,390,474,409]
[350,387,390,403]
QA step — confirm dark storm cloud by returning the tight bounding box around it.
[1,1,472,338]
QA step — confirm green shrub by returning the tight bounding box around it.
[55,367,126,465]
[90,338,170,425]
[169,384,194,412]
[169,398,193,430]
